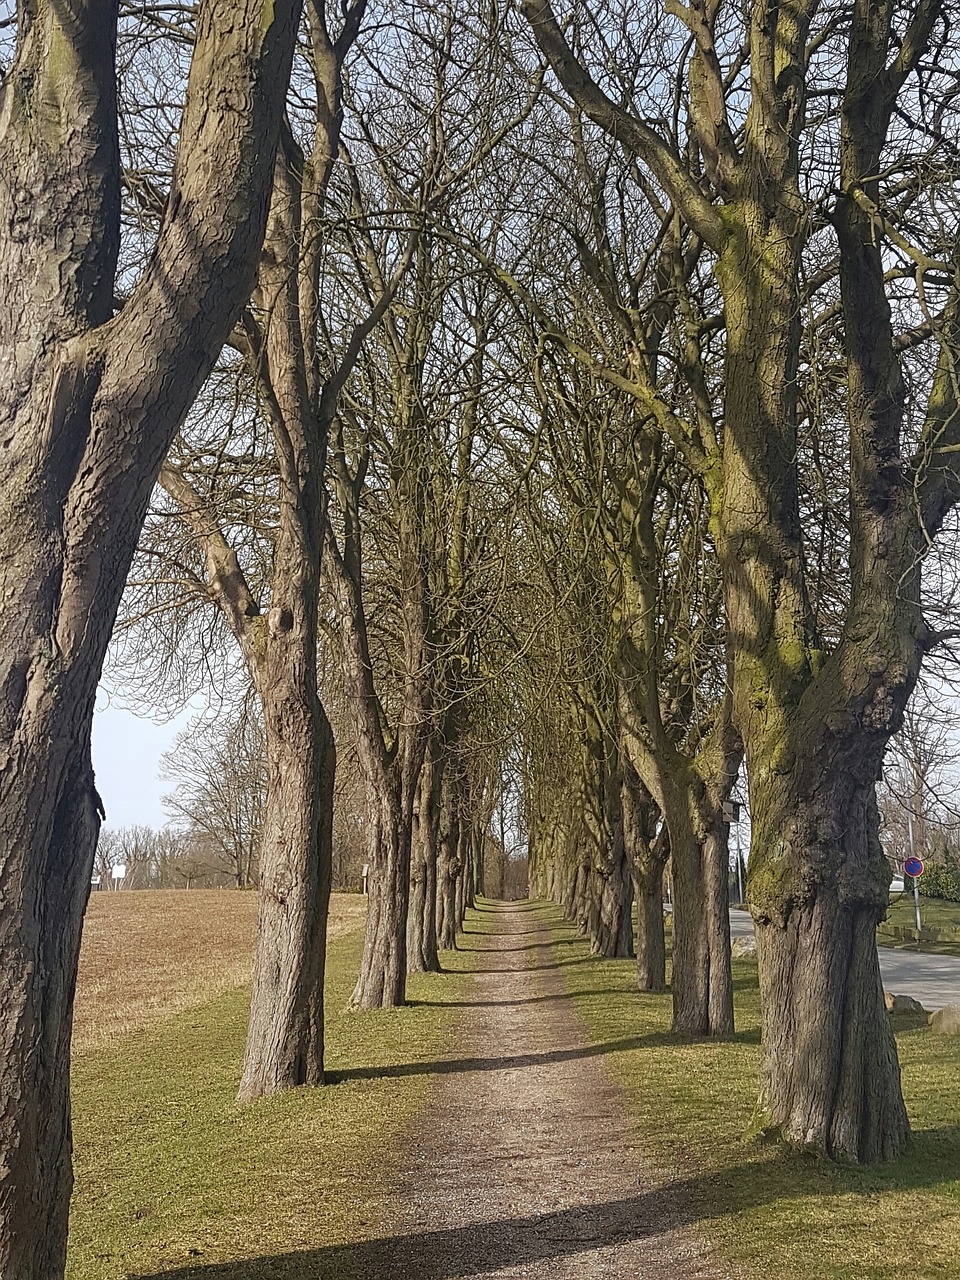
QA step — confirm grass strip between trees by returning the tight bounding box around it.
[67,927,474,1279]
[546,905,960,1280]
[880,895,960,956]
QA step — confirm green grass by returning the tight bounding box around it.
[549,905,960,1280]
[880,894,960,955]
[67,927,474,1279]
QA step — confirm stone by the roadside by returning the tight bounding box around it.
[884,992,926,1015]
[731,936,757,958]
[928,1004,960,1035]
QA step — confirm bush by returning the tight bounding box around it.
[918,839,960,903]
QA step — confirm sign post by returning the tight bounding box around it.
[361,863,369,895]
[905,812,923,933]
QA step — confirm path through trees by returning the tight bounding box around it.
[371,901,728,1279]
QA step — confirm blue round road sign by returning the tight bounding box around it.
[904,856,924,878]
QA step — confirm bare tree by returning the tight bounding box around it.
[162,706,266,888]
[521,0,960,1161]
[0,4,301,1271]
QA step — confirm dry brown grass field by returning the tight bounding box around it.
[73,889,366,1052]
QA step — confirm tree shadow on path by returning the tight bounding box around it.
[327,1033,673,1081]
[132,1141,960,1280]
[407,987,629,1009]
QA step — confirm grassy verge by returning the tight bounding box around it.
[879,895,960,956]
[546,904,960,1280]
[68,927,474,1279]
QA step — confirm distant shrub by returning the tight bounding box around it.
[919,839,960,903]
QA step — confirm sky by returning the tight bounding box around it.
[91,692,196,829]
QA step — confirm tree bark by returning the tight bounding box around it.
[623,769,668,992]
[437,768,461,949]
[239,687,334,1098]
[408,745,441,974]
[751,765,908,1161]
[591,831,634,958]
[667,797,733,1036]
[0,4,301,1272]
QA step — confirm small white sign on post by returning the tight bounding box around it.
[361,863,370,895]
[111,864,126,888]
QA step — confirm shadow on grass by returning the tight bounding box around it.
[133,1141,960,1280]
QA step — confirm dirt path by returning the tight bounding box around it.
[370,900,731,1279]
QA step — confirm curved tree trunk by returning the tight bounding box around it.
[0,6,299,1273]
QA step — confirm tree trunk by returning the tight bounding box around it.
[749,757,909,1161]
[623,769,668,992]
[238,670,334,1099]
[471,823,484,901]
[0,6,300,1274]
[591,780,634,958]
[436,767,462,948]
[634,863,667,992]
[437,851,460,947]
[352,786,412,1007]
[703,820,734,1035]
[666,794,733,1036]
[408,748,441,974]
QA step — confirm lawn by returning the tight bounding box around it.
[880,893,960,956]
[552,906,960,1280]
[67,903,472,1280]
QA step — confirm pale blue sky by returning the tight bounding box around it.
[91,696,195,829]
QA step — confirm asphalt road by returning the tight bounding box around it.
[729,909,960,1012]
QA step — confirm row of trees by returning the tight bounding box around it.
[2,0,960,1274]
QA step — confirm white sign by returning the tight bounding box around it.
[112,864,126,880]
[361,864,370,878]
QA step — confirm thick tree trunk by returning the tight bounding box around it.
[667,800,733,1036]
[635,864,667,992]
[408,749,441,974]
[592,763,634,958]
[238,673,334,1099]
[567,859,590,928]
[352,788,411,1008]
[592,852,634,958]
[749,763,909,1161]
[0,6,300,1273]
[0,750,101,1280]
[437,861,460,947]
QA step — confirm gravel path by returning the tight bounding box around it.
[371,900,730,1279]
